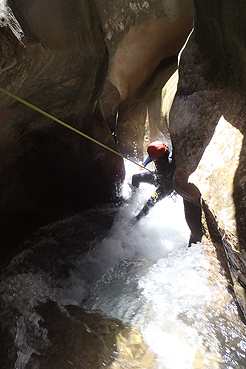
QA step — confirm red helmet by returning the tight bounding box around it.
[147,141,168,159]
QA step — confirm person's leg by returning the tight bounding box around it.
[134,186,165,222]
[132,172,156,188]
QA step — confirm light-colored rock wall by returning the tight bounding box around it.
[170,0,246,253]
[189,116,243,237]
[169,0,246,315]
[98,0,194,155]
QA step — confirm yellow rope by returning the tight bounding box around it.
[0,87,153,172]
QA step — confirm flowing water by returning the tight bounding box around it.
[1,160,246,368]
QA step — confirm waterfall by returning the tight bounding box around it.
[1,160,246,369]
[60,160,246,368]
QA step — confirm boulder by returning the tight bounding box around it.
[25,301,156,369]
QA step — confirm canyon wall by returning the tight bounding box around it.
[0,0,194,263]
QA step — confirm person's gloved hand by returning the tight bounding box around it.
[139,163,145,170]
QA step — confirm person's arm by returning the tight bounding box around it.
[142,156,152,167]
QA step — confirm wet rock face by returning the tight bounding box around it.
[0,0,124,257]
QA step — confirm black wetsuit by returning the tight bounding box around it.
[132,151,176,222]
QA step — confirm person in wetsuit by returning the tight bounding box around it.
[131,141,176,222]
